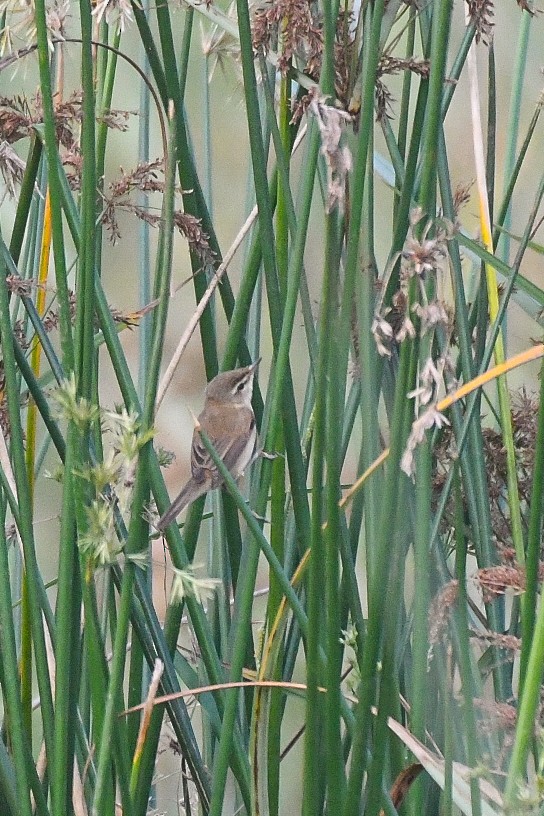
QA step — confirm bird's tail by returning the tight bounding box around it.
[157,478,210,530]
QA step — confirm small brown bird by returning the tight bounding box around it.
[157,360,260,530]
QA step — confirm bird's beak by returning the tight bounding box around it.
[249,357,262,372]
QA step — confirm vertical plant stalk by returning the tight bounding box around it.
[343,337,414,816]
[466,20,525,571]
[21,193,51,742]
[153,0,219,378]
[520,363,544,685]
[453,473,483,816]
[37,190,75,816]
[76,0,98,397]
[497,10,532,263]
[437,126,510,702]
[198,429,311,816]
[33,4,74,370]
[0,514,39,816]
[0,256,54,812]
[92,102,177,816]
[251,56,314,556]
[26,193,51,486]
[324,217,347,815]
[56,138,222,811]
[304,3,338,813]
[266,52,290,816]
[292,10,362,812]
[54,4,99,812]
[128,0,153,762]
[505,356,544,803]
[411,5,453,812]
[95,27,122,207]
[51,420,80,816]
[207,0,280,809]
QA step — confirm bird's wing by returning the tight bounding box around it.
[191,408,256,485]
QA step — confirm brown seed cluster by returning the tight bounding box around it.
[252,0,323,76]
[99,160,214,264]
[0,92,136,196]
[434,389,540,553]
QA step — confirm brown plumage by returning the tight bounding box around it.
[157,361,259,530]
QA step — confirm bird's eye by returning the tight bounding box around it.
[236,379,246,392]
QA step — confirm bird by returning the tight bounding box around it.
[157,360,260,530]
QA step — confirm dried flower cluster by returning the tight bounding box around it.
[473,699,517,747]
[310,96,352,213]
[471,629,521,653]
[0,139,25,199]
[401,404,451,478]
[476,564,528,601]
[332,9,356,109]
[252,2,432,126]
[465,0,495,44]
[51,378,154,565]
[466,0,534,45]
[173,211,215,265]
[0,91,214,266]
[253,4,359,123]
[0,92,85,148]
[170,563,220,606]
[473,699,517,768]
[201,3,242,83]
[427,577,525,770]
[375,55,430,122]
[370,211,456,477]
[0,92,135,196]
[427,579,458,664]
[434,389,539,552]
[429,388,544,721]
[0,0,72,53]
[5,273,35,298]
[100,159,215,265]
[100,159,166,243]
[92,0,133,33]
[6,275,77,332]
[372,212,455,359]
[402,215,454,281]
[252,0,323,75]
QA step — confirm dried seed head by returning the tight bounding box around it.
[310,96,352,213]
[92,0,133,32]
